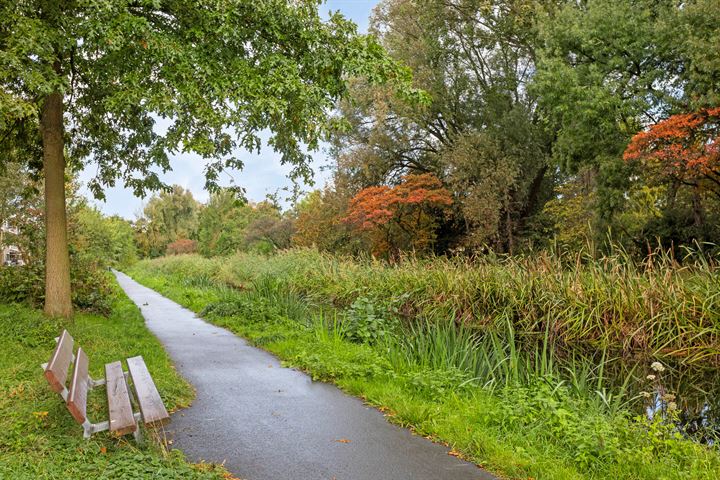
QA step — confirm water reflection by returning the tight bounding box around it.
[614,358,719,445]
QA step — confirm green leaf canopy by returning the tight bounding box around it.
[0,0,415,196]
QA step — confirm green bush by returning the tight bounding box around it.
[69,257,114,315]
[0,264,44,305]
[0,258,113,315]
[344,296,398,345]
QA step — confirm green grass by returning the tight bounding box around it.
[128,256,720,480]
[0,279,227,479]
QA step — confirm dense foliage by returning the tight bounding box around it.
[134,186,200,258]
[132,249,720,364]
[279,0,720,258]
[343,173,453,256]
[328,0,551,253]
[133,186,294,257]
[0,168,136,313]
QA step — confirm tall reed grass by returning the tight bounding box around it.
[144,247,719,364]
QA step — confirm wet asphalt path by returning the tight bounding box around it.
[114,271,495,480]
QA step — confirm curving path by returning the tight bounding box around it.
[114,271,495,480]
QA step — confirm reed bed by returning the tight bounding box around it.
[148,247,719,364]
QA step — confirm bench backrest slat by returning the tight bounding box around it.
[105,361,137,435]
[44,330,74,393]
[67,347,89,424]
[127,356,169,425]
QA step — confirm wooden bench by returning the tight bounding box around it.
[41,330,169,441]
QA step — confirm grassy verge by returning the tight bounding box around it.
[0,278,227,479]
[128,255,720,480]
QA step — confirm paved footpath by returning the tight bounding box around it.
[114,271,495,480]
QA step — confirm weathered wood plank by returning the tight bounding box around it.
[105,361,136,435]
[44,330,74,393]
[66,347,89,424]
[127,356,169,425]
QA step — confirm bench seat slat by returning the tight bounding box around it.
[67,347,89,423]
[44,330,74,393]
[127,356,169,425]
[105,361,136,435]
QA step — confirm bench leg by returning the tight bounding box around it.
[81,420,109,439]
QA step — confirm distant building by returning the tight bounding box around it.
[2,245,22,265]
[1,223,24,266]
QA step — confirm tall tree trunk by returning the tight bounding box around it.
[41,89,72,318]
[667,178,680,210]
[519,165,549,219]
[692,184,705,244]
[505,207,514,255]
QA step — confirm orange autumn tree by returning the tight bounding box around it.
[343,174,453,257]
[624,107,720,199]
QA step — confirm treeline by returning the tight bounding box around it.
[137,0,720,261]
[133,186,294,258]
[123,0,720,262]
[4,0,719,268]
[301,0,720,258]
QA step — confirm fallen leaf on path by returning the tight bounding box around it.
[223,474,241,480]
[335,438,351,443]
[448,450,463,458]
[222,473,243,480]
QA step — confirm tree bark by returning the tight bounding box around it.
[505,206,514,255]
[519,165,549,220]
[41,89,73,318]
[667,177,679,210]
[692,184,705,244]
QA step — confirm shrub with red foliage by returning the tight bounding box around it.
[624,107,720,196]
[166,238,197,255]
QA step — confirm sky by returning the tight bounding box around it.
[79,1,379,220]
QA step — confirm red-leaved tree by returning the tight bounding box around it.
[624,107,720,233]
[624,107,720,198]
[343,174,453,257]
